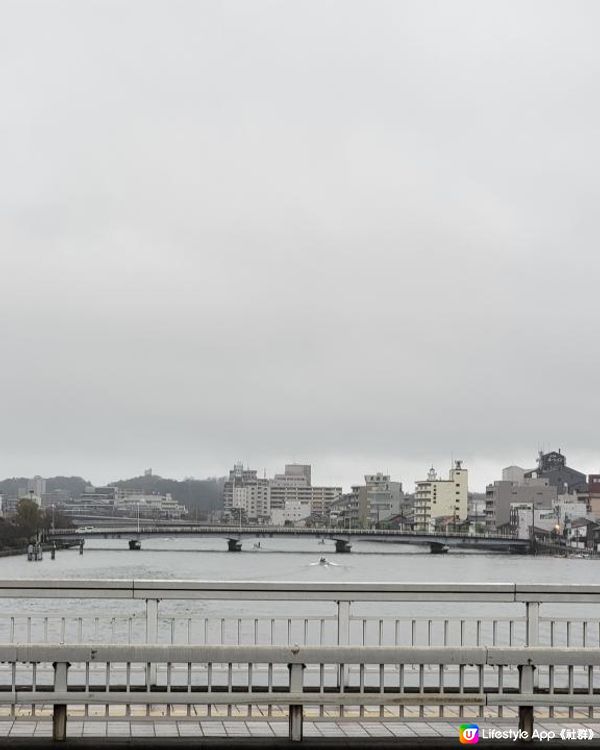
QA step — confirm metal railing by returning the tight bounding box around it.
[1,581,600,741]
[2,643,600,741]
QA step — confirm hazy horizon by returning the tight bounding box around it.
[1,446,596,496]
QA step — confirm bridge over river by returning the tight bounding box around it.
[50,524,531,554]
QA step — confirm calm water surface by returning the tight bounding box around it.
[0,536,596,583]
[0,538,597,638]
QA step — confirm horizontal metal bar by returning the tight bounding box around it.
[4,644,600,667]
[0,580,518,601]
[0,644,488,665]
[0,691,485,706]
[0,579,598,602]
[487,648,600,666]
[487,695,600,707]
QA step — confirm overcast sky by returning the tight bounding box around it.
[1,1,599,492]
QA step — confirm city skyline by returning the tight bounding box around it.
[2,447,598,496]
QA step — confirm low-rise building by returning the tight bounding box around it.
[587,475,600,517]
[270,500,311,526]
[485,477,556,532]
[510,504,559,540]
[329,487,369,528]
[115,489,187,519]
[565,518,600,550]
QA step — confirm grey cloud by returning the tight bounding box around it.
[1,1,599,490]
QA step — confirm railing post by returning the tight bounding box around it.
[145,598,159,685]
[337,600,350,646]
[526,602,539,646]
[337,600,351,688]
[288,662,305,741]
[53,661,69,741]
[518,661,535,741]
[526,601,540,689]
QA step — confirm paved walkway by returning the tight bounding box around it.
[1,719,600,745]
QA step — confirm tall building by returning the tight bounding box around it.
[269,464,341,523]
[413,461,468,532]
[363,473,403,525]
[223,464,270,523]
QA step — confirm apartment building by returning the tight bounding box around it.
[269,464,341,523]
[413,461,468,532]
[223,464,270,523]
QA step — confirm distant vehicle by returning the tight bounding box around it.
[78,526,95,533]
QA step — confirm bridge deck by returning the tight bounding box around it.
[1,716,599,745]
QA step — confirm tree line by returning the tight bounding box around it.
[0,499,73,550]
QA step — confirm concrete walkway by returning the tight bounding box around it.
[1,719,600,746]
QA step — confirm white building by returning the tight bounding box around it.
[223,464,270,523]
[269,464,341,523]
[271,500,312,526]
[115,490,187,519]
[511,504,558,540]
[413,461,468,532]
[222,463,341,525]
[554,495,588,529]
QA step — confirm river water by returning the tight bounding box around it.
[0,538,597,649]
[0,535,596,584]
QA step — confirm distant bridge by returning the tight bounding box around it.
[50,524,531,554]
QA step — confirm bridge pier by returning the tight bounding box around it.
[227,539,242,552]
[334,539,352,554]
[429,542,449,554]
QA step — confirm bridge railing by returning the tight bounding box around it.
[50,524,521,540]
[1,643,600,741]
[0,582,599,653]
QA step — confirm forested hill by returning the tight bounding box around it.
[110,475,225,514]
